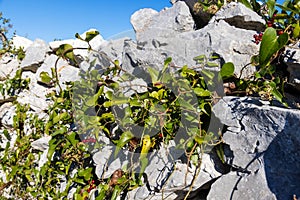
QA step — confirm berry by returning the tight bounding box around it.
[277,30,284,35]
[253,32,263,45]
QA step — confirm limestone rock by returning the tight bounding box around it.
[11,35,33,50]
[0,53,20,79]
[210,2,265,32]
[123,20,258,78]
[212,96,300,199]
[31,136,52,169]
[31,135,51,151]
[207,171,276,200]
[131,1,194,42]
[0,102,15,128]
[36,54,80,85]
[20,39,50,71]
[131,8,159,34]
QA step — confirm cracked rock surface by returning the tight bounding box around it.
[211,96,300,200]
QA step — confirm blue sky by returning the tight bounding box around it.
[0,0,171,42]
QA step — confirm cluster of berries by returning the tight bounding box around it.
[87,180,96,193]
[253,32,263,44]
[82,137,97,143]
[267,14,285,35]
[267,14,276,27]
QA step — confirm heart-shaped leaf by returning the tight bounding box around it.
[220,62,234,79]
[40,71,52,83]
[56,44,76,63]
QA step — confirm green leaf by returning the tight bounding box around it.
[201,69,215,80]
[164,57,172,67]
[250,55,260,66]
[85,30,100,42]
[75,33,84,41]
[111,185,121,200]
[40,72,52,83]
[178,97,195,111]
[206,62,219,67]
[86,96,97,107]
[139,157,148,178]
[78,167,93,181]
[148,67,159,83]
[259,28,289,67]
[194,87,211,97]
[293,21,300,39]
[47,138,58,160]
[215,144,225,163]
[53,112,69,124]
[56,44,76,63]
[220,62,234,79]
[66,132,79,147]
[266,0,276,17]
[193,55,206,64]
[114,131,134,157]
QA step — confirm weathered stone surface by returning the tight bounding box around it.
[284,42,300,91]
[124,143,221,200]
[93,144,129,179]
[0,2,299,199]
[131,1,194,42]
[0,102,15,128]
[20,39,50,70]
[207,171,276,200]
[210,2,265,32]
[79,36,127,73]
[123,20,258,78]
[31,136,52,169]
[212,96,300,199]
[0,54,20,79]
[98,37,130,66]
[11,35,33,50]
[31,135,51,151]
[36,54,80,85]
[131,8,159,34]
[17,89,51,112]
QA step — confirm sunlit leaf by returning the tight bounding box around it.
[194,87,211,97]
[220,62,234,79]
[259,28,289,67]
[266,0,276,17]
[40,72,52,83]
[85,30,100,42]
[56,44,76,63]
[114,131,134,157]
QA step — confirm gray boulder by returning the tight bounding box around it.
[0,53,20,79]
[211,96,300,199]
[124,20,259,78]
[210,2,265,32]
[20,39,50,72]
[131,1,194,42]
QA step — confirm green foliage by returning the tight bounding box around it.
[0,0,298,198]
[259,27,289,67]
[0,69,30,102]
